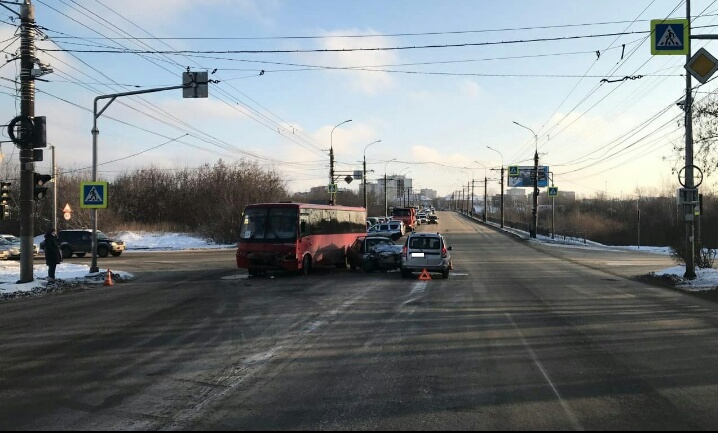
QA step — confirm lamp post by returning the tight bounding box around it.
[363,139,381,211]
[460,170,471,214]
[383,158,396,217]
[329,119,352,205]
[399,167,411,207]
[487,146,504,228]
[513,121,539,238]
[474,161,488,222]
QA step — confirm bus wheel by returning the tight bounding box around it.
[301,255,312,276]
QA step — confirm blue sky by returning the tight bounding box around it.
[1,0,717,199]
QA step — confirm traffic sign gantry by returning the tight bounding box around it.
[651,19,689,56]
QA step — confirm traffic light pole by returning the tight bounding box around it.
[18,0,36,283]
[90,84,188,273]
[684,0,696,279]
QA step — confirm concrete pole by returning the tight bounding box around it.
[18,0,36,283]
[51,145,57,234]
[684,0,696,279]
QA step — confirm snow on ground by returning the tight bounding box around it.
[2,232,233,295]
[1,226,717,297]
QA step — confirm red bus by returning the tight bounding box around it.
[236,202,366,276]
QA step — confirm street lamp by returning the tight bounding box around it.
[402,170,412,207]
[383,158,396,217]
[329,119,352,205]
[513,121,539,238]
[487,146,504,228]
[474,161,488,223]
[460,169,472,215]
[363,139,381,211]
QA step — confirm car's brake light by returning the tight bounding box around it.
[402,246,407,257]
[441,247,447,258]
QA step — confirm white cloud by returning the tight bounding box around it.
[460,80,481,99]
[308,29,400,95]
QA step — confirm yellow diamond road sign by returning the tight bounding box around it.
[685,48,718,84]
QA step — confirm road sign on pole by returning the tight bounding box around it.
[548,186,558,197]
[80,182,108,209]
[651,19,689,55]
[685,47,718,84]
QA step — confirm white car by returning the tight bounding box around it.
[0,234,39,258]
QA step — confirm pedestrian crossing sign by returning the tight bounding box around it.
[651,19,689,55]
[80,182,108,209]
[548,186,558,197]
[508,166,519,177]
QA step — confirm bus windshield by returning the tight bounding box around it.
[240,207,298,241]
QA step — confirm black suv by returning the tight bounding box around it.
[42,230,126,258]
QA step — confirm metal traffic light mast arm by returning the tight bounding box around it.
[89,83,196,273]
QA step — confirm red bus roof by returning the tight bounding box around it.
[244,202,365,212]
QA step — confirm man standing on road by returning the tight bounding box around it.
[44,228,62,283]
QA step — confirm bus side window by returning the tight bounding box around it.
[300,218,310,237]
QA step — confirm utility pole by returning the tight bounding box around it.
[484,175,488,223]
[471,179,475,216]
[329,147,335,205]
[18,0,36,283]
[684,0,696,279]
[500,166,504,227]
[532,147,539,238]
[384,173,388,217]
[51,144,57,234]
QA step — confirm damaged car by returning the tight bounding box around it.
[347,236,402,273]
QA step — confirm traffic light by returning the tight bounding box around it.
[33,173,52,200]
[32,116,47,148]
[0,181,10,220]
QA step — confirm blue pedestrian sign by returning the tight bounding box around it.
[508,166,519,177]
[80,182,108,209]
[651,19,689,55]
[548,186,558,197]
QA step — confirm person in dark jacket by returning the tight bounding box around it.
[44,228,62,281]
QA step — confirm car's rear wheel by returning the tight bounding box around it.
[363,260,375,273]
[442,270,449,279]
[61,246,72,259]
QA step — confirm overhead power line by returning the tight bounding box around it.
[39,29,716,55]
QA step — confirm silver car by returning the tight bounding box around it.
[400,232,452,279]
[367,221,404,241]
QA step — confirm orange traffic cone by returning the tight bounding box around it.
[104,269,115,286]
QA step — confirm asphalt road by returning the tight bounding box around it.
[1,212,717,430]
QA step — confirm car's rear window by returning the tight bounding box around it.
[409,237,441,250]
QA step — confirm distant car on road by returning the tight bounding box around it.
[367,221,403,241]
[347,236,402,272]
[0,234,39,258]
[41,229,126,258]
[427,215,438,224]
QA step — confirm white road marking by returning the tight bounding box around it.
[505,313,584,431]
